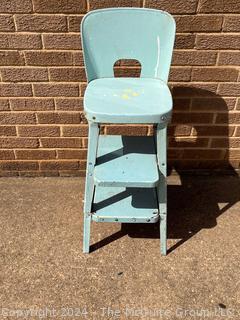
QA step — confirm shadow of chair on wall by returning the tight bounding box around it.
[166,86,240,253]
[91,86,240,254]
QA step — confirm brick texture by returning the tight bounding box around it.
[0,0,239,176]
[55,98,83,111]
[89,0,142,10]
[0,84,32,96]
[15,14,67,32]
[1,67,48,82]
[33,83,79,97]
[0,15,15,32]
[33,0,87,13]
[42,34,81,50]
[0,0,32,13]
[198,0,240,13]
[18,126,60,137]
[196,35,240,50]
[0,99,10,111]
[218,52,240,66]
[0,113,36,124]
[0,51,25,66]
[0,126,16,136]
[175,15,223,32]
[145,0,198,14]
[10,98,54,111]
[191,67,239,82]
[223,16,240,32]
[49,67,86,82]
[0,34,42,50]
[15,149,56,159]
[24,51,74,66]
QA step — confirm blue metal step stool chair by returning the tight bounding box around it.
[81,8,176,254]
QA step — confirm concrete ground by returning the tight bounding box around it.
[0,176,240,320]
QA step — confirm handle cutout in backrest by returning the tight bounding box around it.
[113,59,141,77]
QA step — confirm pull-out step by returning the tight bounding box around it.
[92,186,159,223]
[94,135,159,188]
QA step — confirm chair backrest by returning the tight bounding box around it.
[81,8,176,83]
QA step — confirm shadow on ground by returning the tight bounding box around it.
[91,175,240,253]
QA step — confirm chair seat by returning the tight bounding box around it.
[84,77,173,123]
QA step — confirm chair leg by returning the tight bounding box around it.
[83,121,99,253]
[156,125,167,255]
[83,213,91,253]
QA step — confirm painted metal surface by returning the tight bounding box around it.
[156,125,168,255]
[94,135,159,187]
[81,8,176,254]
[83,122,99,253]
[92,186,159,223]
[84,77,172,123]
[81,8,176,82]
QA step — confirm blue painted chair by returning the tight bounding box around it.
[81,8,176,254]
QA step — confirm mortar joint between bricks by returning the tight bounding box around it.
[237,72,240,82]
[13,149,17,160]
[22,51,27,64]
[31,83,36,97]
[212,113,217,124]
[12,14,17,32]
[216,82,221,95]
[220,15,225,32]
[196,0,202,13]
[15,126,20,137]
[40,34,45,49]
[67,16,71,32]
[147,125,152,136]
[60,126,63,137]
[53,98,57,110]
[235,98,240,110]
[86,0,90,12]
[35,112,39,124]
[232,127,237,137]
[190,126,195,136]
[215,52,220,66]
[207,138,212,148]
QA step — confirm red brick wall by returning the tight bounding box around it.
[0,0,239,176]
